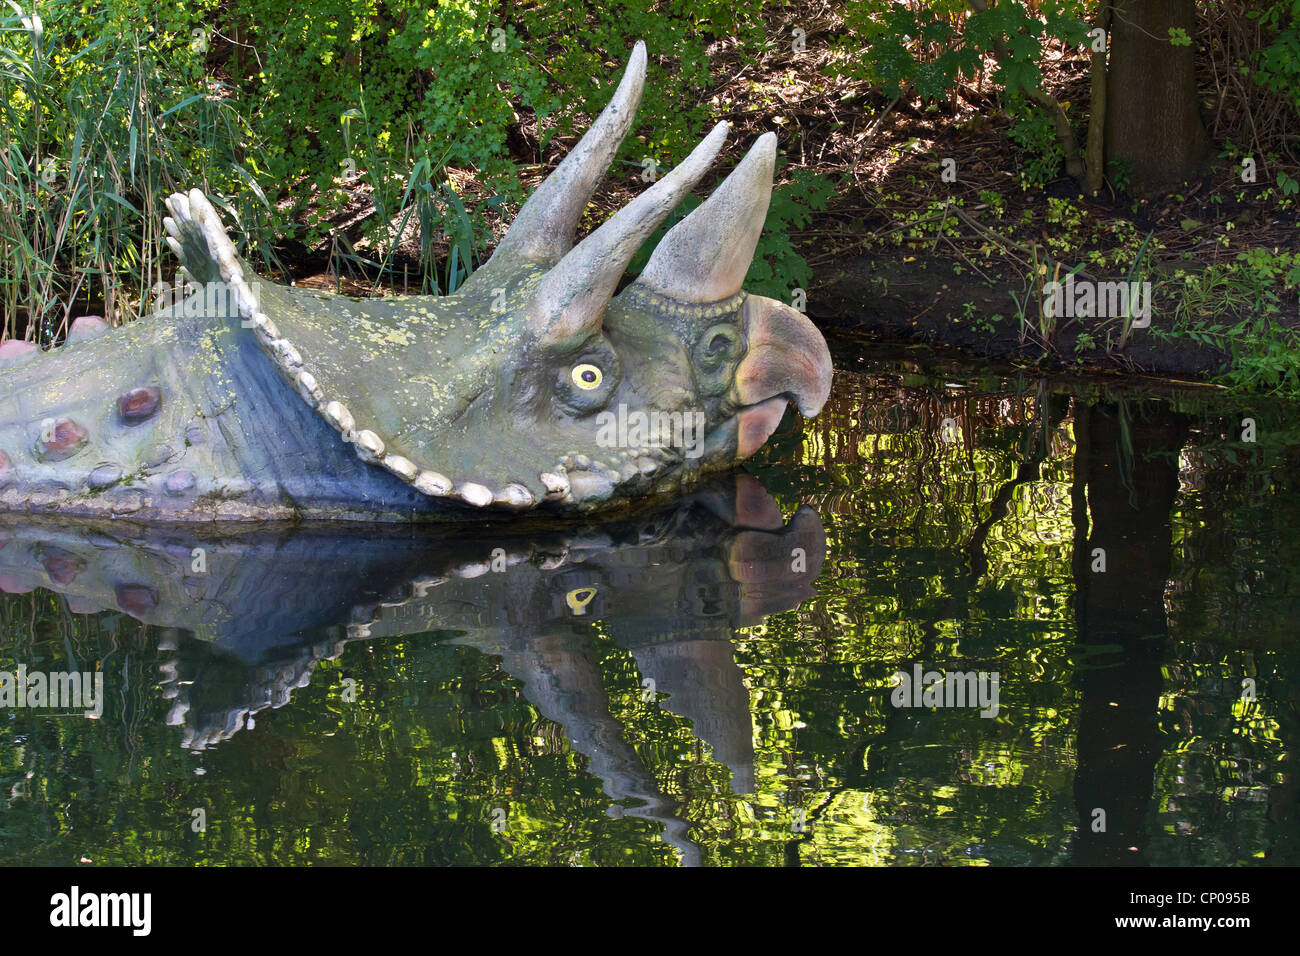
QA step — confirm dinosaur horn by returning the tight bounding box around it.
[484,42,647,270]
[628,132,776,303]
[529,121,729,344]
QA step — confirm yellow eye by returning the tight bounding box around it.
[571,364,603,390]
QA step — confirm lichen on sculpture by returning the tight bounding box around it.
[0,41,832,521]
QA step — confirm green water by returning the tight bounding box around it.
[2,338,1297,866]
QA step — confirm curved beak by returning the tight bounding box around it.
[729,296,833,457]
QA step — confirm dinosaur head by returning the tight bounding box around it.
[164,42,831,513]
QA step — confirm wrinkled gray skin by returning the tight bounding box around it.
[0,42,832,520]
[0,473,826,863]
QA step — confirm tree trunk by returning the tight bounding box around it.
[1104,0,1209,193]
[1084,0,1112,194]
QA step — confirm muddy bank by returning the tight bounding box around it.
[810,251,1231,380]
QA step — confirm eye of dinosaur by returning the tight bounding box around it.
[571,364,603,390]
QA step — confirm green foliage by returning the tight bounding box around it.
[1251,0,1300,113]
[214,0,765,254]
[1166,248,1300,394]
[745,169,837,298]
[1106,156,1132,193]
[836,0,1090,99]
[835,2,1089,193]
[1042,196,1084,255]
[514,1,764,156]
[234,0,526,251]
[0,0,786,324]
[0,0,266,338]
[1005,98,1065,188]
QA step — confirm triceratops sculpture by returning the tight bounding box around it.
[0,42,831,520]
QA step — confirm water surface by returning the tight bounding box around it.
[2,337,1297,866]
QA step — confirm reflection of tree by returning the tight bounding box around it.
[754,371,1083,864]
[1153,403,1300,864]
[755,360,1300,866]
[1069,400,1186,865]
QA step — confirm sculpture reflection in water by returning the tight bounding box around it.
[0,471,824,863]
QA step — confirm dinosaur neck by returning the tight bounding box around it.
[0,305,450,520]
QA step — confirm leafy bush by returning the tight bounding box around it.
[213,0,766,253]
[1251,0,1300,113]
[836,0,1090,100]
[1004,98,1066,187]
[1169,248,1300,394]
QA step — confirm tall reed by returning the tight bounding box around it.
[0,3,272,344]
[1,2,515,344]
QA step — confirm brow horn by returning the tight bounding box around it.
[471,41,647,279]
[528,121,730,344]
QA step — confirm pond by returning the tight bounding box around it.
[2,334,1297,866]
